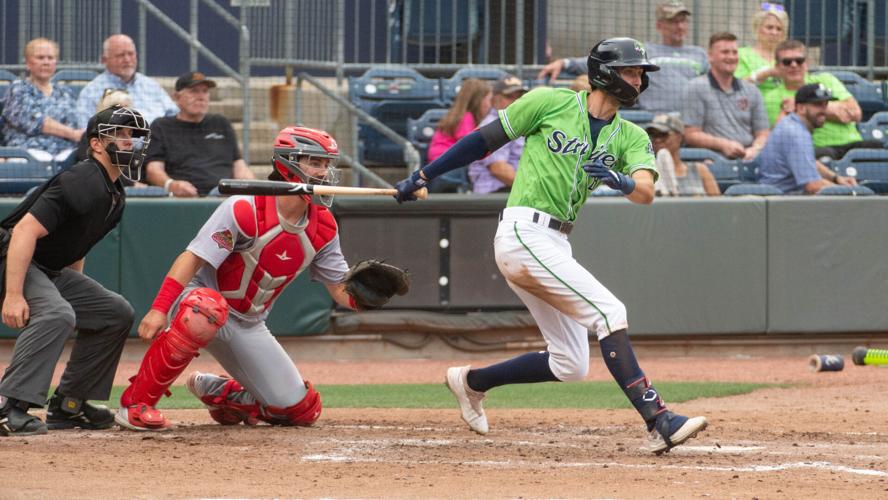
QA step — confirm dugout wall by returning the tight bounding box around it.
[1,196,887,338]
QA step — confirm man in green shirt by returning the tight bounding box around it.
[762,40,882,159]
[395,38,707,455]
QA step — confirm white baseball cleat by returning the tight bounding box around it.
[646,412,708,455]
[445,365,489,435]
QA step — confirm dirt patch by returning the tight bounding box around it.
[2,356,888,499]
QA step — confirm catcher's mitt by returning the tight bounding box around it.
[344,259,410,310]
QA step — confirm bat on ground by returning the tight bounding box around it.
[852,346,888,366]
[217,179,428,199]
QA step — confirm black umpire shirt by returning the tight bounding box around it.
[145,114,242,196]
[0,158,125,273]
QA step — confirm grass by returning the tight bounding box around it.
[93,381,768,410]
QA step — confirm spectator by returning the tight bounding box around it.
[537,1,708,114]
[758,84,857,194]
[76,34,177,128]
[735,2,789,91]
[428,78,492,162]
[646,114,720,196]
[468,74,527,194]
[0,38,82,163]
[762,40,883,159]
[144,72,254,197]
[75,89,133,163]
[683,32,769,161]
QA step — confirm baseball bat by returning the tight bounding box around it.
[851,346,888,366]
[217,179,428,199]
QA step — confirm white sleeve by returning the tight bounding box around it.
[186,197,248,269]
[309,234,350,284]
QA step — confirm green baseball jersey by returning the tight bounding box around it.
[499,87,657,222]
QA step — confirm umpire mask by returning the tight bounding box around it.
[88,105,151,182]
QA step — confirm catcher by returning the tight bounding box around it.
[116,126,408,431]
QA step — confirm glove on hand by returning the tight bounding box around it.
[394,170,427,203]
[583,161,636,195]
[344,260,410,310]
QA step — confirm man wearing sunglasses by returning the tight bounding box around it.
[762,40,883,159]
[758,84,857,194]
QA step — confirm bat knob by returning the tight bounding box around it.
[414,187,429,200]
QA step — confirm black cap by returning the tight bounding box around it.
[174,71,217,91]
[795,83,836,104]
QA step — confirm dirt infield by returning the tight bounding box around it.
[2,356,888,499]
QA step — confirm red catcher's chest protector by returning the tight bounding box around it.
[216,195,337,315]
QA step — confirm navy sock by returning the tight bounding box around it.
[599,329,667,428]
[466,351,560,393]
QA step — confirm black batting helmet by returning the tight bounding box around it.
[587,38,660,106]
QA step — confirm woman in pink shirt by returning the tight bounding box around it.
[428,78,492,162]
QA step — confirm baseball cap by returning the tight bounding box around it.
[175,71,217,91]
[656,1,691,20]
[795,83,836,104]
[492,74,528,95]
[645,113,684,134]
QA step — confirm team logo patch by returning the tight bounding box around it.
[634,41,646,58]
[212,229,234,251]
[736,96,749,111]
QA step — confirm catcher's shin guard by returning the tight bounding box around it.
[258,381,322,426]
[188,373,260,425]
[120,288,229,409]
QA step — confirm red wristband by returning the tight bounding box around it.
[348,295,358,310]
[151,277,185,314]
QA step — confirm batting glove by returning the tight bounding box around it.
[583,161,636,195]
[394,170,428,203]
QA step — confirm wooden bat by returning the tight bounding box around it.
[217,179,428,199]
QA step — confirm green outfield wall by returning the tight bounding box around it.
[1,195,886,339]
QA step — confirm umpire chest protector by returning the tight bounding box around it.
[216,195,337,315]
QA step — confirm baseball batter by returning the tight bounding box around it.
[395,38,707,454]
[116,126,397,431]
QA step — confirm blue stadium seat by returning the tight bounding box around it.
[817,184,875,196]
[679,147,727,163]
[589,186,623,197]
[679,148,740,192]
[619,109,655,126]
[124,186,168,197]
[831,148,888,193]
[857,111,888,147]
[0,68,17,95]
[348,66,443,167]
[51,68,99,98]
[723,183,783,196]
[407,108,470,192]
[819,70,888,122]
[397,0,481,63]
[441,67,507,104]
[0,148,56,194]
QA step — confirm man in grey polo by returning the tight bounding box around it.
[758,84,856,194]
[683,32,770,161]
[537,0,708,115]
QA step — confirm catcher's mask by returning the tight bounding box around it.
[587,37,660,106]
[272,126,341,207]
[87,104,151,182]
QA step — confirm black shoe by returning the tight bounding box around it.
[45,393,114,430]
[0,398,48,436]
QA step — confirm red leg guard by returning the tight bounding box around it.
[197,378,261,426]
[121,288,229,408]
[259,382,322,426]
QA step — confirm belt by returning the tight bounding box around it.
[500,210,574,235]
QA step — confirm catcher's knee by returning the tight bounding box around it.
[170,288,230,347]
[260,381,322,426]
[549,352,589,382]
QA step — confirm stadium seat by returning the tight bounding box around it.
[819,70,888,122]
[816,184,875,196]
[348,66,443,167]
[0,148,56,194]
[857,111,888,147]
[619,109,654,126]
[723,183,783,196]
[51,68,99,97]
[680,148,740,193]
[0,68,17,96]
[124,186,168,197]
[589,186,624,197]
[831,148,888,194]
[440,67,507,104]
[407,108,470,193]
[397,0,481,63]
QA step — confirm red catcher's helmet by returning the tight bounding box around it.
[272,126,341,206]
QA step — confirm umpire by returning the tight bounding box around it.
[0,105,150,436]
